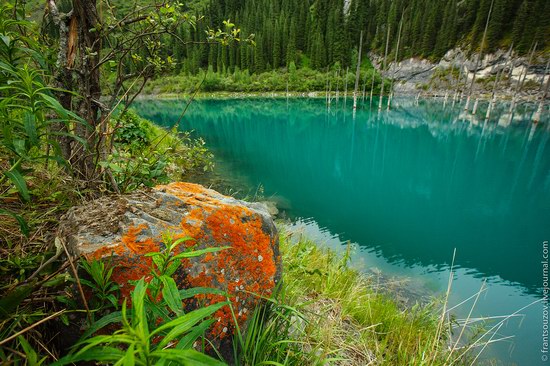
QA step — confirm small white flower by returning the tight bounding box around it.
[222,327,228,333]
[258,255,264,262]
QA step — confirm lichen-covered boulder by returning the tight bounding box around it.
[58,182,281,360]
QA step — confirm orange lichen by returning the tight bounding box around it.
[176,199,277,339]
[84,182,279,342]
[121,224,158,254]
[86,224,161,299]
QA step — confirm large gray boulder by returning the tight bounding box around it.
[58,182,282,361]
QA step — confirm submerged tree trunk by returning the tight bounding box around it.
[510,42,538,116]
[353,31,363,110]
[335,69,340,102]
[370,70,375,108]
[465,0,494,112]
[485,44,513,120]
[344,67,349,106]
[379,24,390,111]
[388,15,403,111]
[533,61,549,123]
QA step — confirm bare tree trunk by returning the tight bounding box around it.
[465,0,494,112]
[509,42,538,119]
[370,70,375,108]
[388,15,403,111]
[344,67,348,106]
[335,69,340,102]
[379,24,390,111]
[325,66,330,106]
[362,73,367,102]
[485,44,513,120]
[533,60,549,123]
[353,31,363,110]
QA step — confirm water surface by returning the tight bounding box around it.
[135,97,550,365]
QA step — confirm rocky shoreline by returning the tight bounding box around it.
[372,48,549,100]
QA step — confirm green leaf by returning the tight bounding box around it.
[1,35,11,47]
[160,275,183,315]
[23,111,38,148]
[151,253,165,269]
[51,346,125,365]
[171,236,194,250]
[149,349,226,366]
[131,278,149,338]
[0,209,29,236]
[172,246,230,261]
[123,343,135,366]
[18,336,38,365]
[164,259,181,277]
[176,319,216,350]
[12,139,26,157]
[37,92,68,119]
[4,169,30,201]
[155,302,228,348]
[0,283,34,319]
[80,311,124,339]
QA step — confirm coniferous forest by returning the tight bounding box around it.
[151,0,550,75]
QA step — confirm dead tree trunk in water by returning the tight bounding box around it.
[485,44,513,120]
[335,69,340,102]
[344,67,349,106]
[465,0,494,112]
[510,42,538,116]
[379,24,391,111]
[388,15,403,111]
[369,70,375,108]
[353,31,363,110]
[533,60,550,123]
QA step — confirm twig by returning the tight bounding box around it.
[0,309,65,347]
[57,237,91,323]
[21,251,63,286]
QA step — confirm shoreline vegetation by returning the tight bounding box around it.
[137,89,545,102]
[3,0,541,363]
[134,67,547,103]
[1,102,486,364]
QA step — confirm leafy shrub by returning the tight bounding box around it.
[55,236,229,365]
[102,109,214,192]
[0,6,84,233]
[114,110,150,149]
[142,65,387,94]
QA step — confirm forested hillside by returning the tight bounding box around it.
[158,0,550,75]
[27,0,549,77]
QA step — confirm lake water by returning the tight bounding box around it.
[135,97,550,365]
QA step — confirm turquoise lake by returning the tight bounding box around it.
[135,97,550,365]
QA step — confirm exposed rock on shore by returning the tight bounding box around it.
[372,48,549,98]
[58,182,282,360]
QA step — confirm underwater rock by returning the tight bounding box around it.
[58,182,281,361]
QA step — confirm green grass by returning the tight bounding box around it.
[140,66,388,96]
[276,228,472,365]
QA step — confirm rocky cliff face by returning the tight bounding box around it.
[372,49,549,98]
[58,182,282,361]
